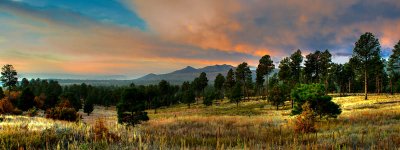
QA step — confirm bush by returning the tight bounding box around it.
[34,93,46,109]
[45,107,79,121]
[0,98,22,115]
[118,111,149,126]
[93,118,119,142]
[27,107,38,117]
[45,100,80,121]
[60,92,81,111]
[294,102,316,133]
[291,84,341,119]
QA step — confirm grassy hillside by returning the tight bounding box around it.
[1,95,400,149]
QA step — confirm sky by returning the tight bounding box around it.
[1,0,400,79]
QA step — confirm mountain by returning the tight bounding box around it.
[19,73,129,80]
[134,64,236,85]
[28,64,278,86]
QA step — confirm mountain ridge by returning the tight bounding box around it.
[134,64,236,84]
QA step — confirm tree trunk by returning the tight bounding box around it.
[390,79,393,95]
[364,70,368,100]
[324,79,328,94]
[154,108,157,114]
[348,80,351,94]
[376,76,381,95]
[291,99,293,108]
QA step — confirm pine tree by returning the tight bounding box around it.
[235,62,252,99]
[1,64,18,98]
[214,74,225,99]
[18,87,35,111]
[350,32,381,100]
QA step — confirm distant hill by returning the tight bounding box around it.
[32,64,278,86]
[133,64,236,85]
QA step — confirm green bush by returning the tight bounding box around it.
[291,84,341,119]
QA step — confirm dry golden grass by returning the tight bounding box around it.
[1,94,400,149]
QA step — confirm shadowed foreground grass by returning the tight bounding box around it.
[1,95,400,149]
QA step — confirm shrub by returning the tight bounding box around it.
[118,111,149,126]
[45,100,80,121]
[27,107,38,117]
[0,98,14,114]
[294,102,316,133]
[34,93,46,109]
[93,118,119,142]
[45,107,79,121]
[0,98,21,115]
[291,84,341,119]
[60,92,81,111]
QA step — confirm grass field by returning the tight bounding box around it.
[1,94,400,149]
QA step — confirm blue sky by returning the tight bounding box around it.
[1,0,400,78]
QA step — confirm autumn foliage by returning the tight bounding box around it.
[294,102,316,133]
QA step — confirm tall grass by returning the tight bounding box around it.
[0,95,399,149]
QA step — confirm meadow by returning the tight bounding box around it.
[1,94,400,149]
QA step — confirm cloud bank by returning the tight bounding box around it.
[1,0,400,78]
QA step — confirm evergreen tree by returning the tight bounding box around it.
[198,72,208,95]
[84,91,96,116]
[214,73,225,99]
[60,92,81,111]
[235,62,252,99]
[388,40,400,95]
[181,81,195,108]
[20,78,29,90]
[203,88,216,106]
[224,69,236,94]
[83,99,94,116]
[256,55,275,97]
[290,49,303,85]
[350,32,381,100]
[278,57,292,83]
[268,83,289,110]
[117,87,149,126]
[18,87,35,111]
[229,83,243,107]
[44,80,62,109]
[0,87,4,99]
[1,64,18,98]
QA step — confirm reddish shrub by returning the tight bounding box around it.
[45,107,78,121]
[294,102,316,133]
[93,118,119,142]
[34,93,46,109]
[0,98,21,115]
